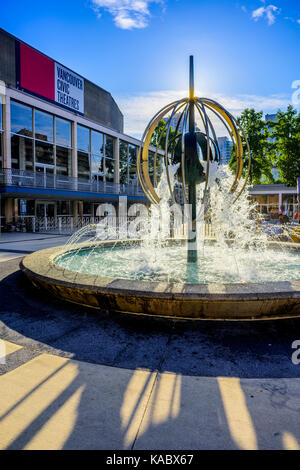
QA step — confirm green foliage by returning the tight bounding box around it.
[150,119,180,152]
[229,108,274,185]
[269,105,300,187]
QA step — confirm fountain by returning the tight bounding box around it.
[20,58,300,320]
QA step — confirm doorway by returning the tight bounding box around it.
[35,165,55,188]
[36,201,55,218]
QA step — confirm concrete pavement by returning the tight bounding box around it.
[1,338,300,450]
[0,234,300,450]
[0,232,70,261]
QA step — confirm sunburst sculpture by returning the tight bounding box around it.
[137,56,251,262]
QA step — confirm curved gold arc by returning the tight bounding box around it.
[137,100,182,204]
[139,99,188,204]
[164,100,189,203]
[201,98,243,193]
[232,117,251,203]
[137,99,185,204]
[195,99,210,197]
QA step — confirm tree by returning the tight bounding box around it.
[150,119,180,152]
[269,105,300,187]
[150,118,181,176]
[229,108,274,185]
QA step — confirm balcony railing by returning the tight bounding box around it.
[0,168,145,198]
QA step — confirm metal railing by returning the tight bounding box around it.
[0,168,145,197]
[7,215,216,237]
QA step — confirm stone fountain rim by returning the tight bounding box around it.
[20,239,300,300]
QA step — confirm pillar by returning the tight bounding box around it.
[3,93,11,170]
[114,137,119,188]
[71,121,78,190]
[279,192,282,214]
[5,198,13,223]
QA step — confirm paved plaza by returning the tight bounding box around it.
[0,234,300,450]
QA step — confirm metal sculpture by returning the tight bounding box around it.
[137,56,251,262]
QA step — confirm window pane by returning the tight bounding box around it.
[105,158,115,183]
[120,141,128,162]
[129,144,137,183]
[35,141,54,165]
[11,101,33,137]
[129,165,137,183]
[105,135,114,160]
[91,154,104,176]
[78,151,90,179]
[0,132,2,170]
[35,110,53,142]
[56,146,71,176]
[83,201,92,215]
[129,144,137,165]
[11,134,34,170]
[55,117,71,147]
[119,141,128,184]
[77,125,90,152]
[0,96,2,130]
[91,130,103,156]
[57,201,71,215]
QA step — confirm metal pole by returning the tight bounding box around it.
[187,55,197,262]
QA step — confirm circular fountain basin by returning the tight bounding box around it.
[20,240,300,321]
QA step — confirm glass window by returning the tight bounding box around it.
[0,95,2,130]
[105,158,115,183]
[83,201,92,215]
[11,134,34,170]
[119,141,128,184]
[35,110,53,143]
[57,201,71,215]
[91,130,103,156]
[0,132,2,170]
[91,154,104,176]
[129,144,137,183]
[120,141,128,161]
[77,125,90,152]
[78,151,90,179]
[105,135,114,160]
[11,101,33,137]
[56,146,71,176]
[129,144,137,165]
[55,117,71,147]
[35,141,54,165]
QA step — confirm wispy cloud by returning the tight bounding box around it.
[91,0,164,29]
[117,90,291,138]
[251,3,280,25]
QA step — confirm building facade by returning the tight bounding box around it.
[249,184,299,219]
[0,28,158,232]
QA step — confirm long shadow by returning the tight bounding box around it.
[1,258,300,378]
[2,358,239,450]
[1,259,300,449]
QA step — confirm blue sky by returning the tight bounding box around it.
[1,0,299,137]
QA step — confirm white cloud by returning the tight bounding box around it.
[251,4,280,25]
[297,19,300,24]
[116,90,291,138]
[91,0,164,29]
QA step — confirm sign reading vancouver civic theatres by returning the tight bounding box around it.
[55,63,84,113]
[17,41,84,114]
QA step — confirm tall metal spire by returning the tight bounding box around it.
[189,55,195,133]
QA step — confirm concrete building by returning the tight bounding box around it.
[0,28,159,232]
[249,184,299,219]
